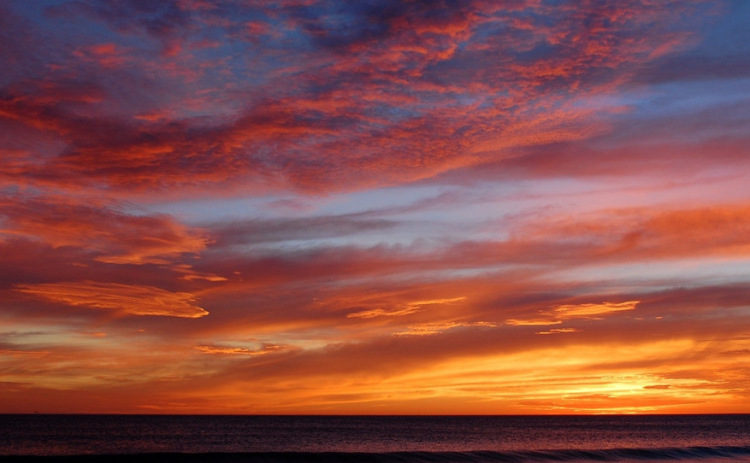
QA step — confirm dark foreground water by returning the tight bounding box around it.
[1,415,749,462]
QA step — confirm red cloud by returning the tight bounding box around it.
[1,0,713,194]
[0,196,208,265]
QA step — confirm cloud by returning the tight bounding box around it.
[0,349,50,359]
[0,196,208,265]
[393,321,495,336]
[347,307,421,319]
[505,319,562,327]
[553,301,639,319]
[536,328,580,335]
[15,281,208,318]
[186,201,750,301]
[517,204,750,262]
[1,0,749,415]
[347,296,466,319]
[194,344,284,356]
[47,0,193,56]
[506,302,638,328]
[1,0,715,194]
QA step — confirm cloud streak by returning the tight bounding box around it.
[16,282,208,318]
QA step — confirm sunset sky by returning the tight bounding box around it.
[2,0,750,415]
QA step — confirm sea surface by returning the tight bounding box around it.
[1,415,749,462]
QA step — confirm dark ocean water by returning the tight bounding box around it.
[1,415,749,462]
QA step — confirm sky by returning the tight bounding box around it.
[1,0,750,415]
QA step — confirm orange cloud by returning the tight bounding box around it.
[0,349,50,358]
[536,328,581,335]
[16,281,208,318]
[347,307,421,319]
[505,319,562,327]
[393,321,495,337]
[194,344,283,356]
[506,302,639,327]
[347,297,466,319]
[554,301,639,319]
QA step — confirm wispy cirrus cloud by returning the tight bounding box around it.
[347,297,467,319]
[393,321,495,337]
[194,344,285,356]
[505,300,639,327]
[16,281,208,318]
[536,328,581,335]
[553,301,639,319]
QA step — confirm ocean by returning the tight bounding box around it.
[1,415,749,462]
